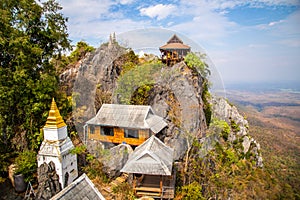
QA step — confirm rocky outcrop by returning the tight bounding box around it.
[202,96,263,167]
[147,62,207,160]
[36,161,62,199]
[72,42,127,135]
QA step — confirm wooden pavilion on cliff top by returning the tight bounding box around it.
[121,135,176,199]
[159,34,191,66]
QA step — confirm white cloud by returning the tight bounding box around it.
[268,20,284,26]
[279,39,300,47]
[59,0,113,22]
[118,0,135,4]
[256,0,300,6]
[256,10,300,47]
[248,43,269,48]
[140,4,177,20]
[67,18,151,46]
[179,0,299,11]
[169,3,237,45]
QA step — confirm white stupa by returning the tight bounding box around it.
[37,98,78,188]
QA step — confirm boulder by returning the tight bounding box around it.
[64,40,208,161]
[101,143,133,178]
[85,139,105,159]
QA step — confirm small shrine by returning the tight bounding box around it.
[37,98,78,189]
[159,34,191,66]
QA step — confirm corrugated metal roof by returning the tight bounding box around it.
[51,173,105,200]
[86,104,167,133]
[120,135,174,175]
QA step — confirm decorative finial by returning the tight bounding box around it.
[44,98,66,129]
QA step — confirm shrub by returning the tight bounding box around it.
[181,181,205,200]
[230,120,241,132]
[112,182,135,200]
[184,52,210,78]
[211,119,231,141]
[115,61,163,104]
[83,159,109,183]
[14,150,37,182]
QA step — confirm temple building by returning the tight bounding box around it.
[37,99,78,188]
[84,104,167,146]
[159,34,191,66]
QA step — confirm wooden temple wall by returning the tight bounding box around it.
[87,126,151,146]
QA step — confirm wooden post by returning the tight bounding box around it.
[160,175,163,195]
[133,174,137,195]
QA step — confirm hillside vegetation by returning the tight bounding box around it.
[228,90,300,199]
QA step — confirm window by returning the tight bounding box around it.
[101,127,114,136]
[90,125,95,134]
[124,129,139,139]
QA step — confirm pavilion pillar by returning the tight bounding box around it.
[160,175,163,194]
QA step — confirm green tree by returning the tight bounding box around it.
[184,52,210,78]
[70,41,95,61]
[0,0,70,153]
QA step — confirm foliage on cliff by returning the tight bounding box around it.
[53,41,95,74]
[115,61,163,104]
[175,119,268,199]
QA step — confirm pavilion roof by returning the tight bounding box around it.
[120,135,174,176]
[159,34,191,50]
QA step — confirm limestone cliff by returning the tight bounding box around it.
[59,40,262,167]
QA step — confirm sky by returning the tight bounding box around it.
[57,0,300,86]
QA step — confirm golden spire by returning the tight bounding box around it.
[44,98,67,129]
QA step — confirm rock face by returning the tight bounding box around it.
[59,61,81,96]
[101,144,133,178]
[36,161,62,199]
[72,42,127,135]
[207,96,263,167]
[148,62,207,160]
